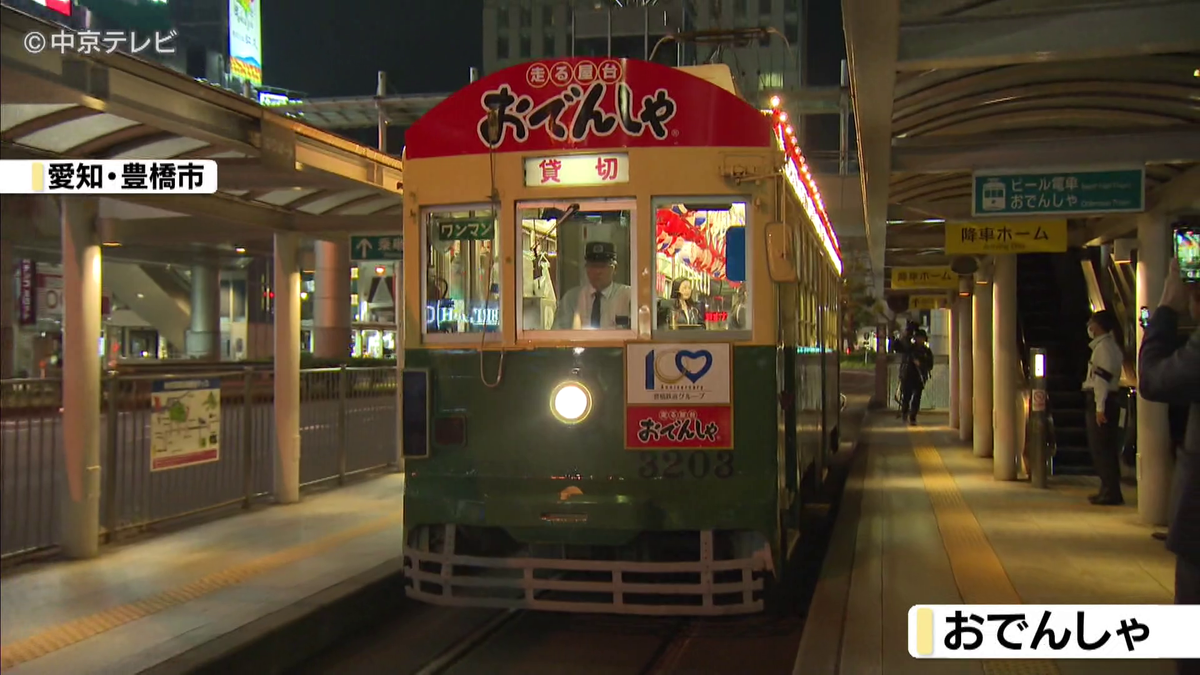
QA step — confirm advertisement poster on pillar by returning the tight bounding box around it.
[37,272,112,319]
[150,379,221,471]
[229,0,262,86]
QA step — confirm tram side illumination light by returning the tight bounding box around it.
[769,95,781,108]
[769,112,843,275]
[551,382,592,424]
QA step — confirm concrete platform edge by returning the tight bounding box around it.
[791,407,872,675]
[138,556,408,675]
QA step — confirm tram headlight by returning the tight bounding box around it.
[550,381,592,424]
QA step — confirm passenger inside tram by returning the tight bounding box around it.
[663,278,705,330]
[654,202,749,333]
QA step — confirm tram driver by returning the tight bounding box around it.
[552,241,633,330]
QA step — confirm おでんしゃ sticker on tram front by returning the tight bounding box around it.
[623,343,733,450]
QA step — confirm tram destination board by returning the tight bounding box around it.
[436,217,495,241]
[351,235,403,261]
[972,168,1145,217]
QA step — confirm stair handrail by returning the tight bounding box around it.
[1104,262,1138,386]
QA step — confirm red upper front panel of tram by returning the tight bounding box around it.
[404,58,775,160]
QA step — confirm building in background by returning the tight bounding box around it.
[172,0,261,92]
[482,0,804,109]
[2,0,261,95]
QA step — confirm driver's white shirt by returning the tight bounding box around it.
[553,282,632,330]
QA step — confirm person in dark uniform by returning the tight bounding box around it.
[1083,309,1126,505]
[898,328,934,426]
[1137,259,1200,675]
[552,242,632,330]
[891,321,920,414]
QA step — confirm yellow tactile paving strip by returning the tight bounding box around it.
[909,428,1060,675]
[0,513,403,672]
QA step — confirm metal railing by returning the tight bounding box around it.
[0,366,398,560]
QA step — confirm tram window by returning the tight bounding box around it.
[517,201,635,334]
[653,200,750,335]
[424,208,501,336]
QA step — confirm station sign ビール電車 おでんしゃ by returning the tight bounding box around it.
[403,58,774,159]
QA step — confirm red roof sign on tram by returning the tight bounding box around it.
[404,58,774,160]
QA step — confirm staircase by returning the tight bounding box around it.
[103,262,192,349]
[1016,251,1094,474]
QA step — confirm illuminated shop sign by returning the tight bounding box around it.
[258,92,301,107]
[524,153,629,188]
[229,0,262,86]
[426,300,499,328]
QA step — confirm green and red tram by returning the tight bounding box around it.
[399,57,843,615]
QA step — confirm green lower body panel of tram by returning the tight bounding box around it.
[401,345,836,615]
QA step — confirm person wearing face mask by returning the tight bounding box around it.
[1082,309,1126,505]
[1137,258,1200,675]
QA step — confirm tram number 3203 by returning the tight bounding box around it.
[638,451,734,479]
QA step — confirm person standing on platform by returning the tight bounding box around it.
[898,328,934,426]
[1137,258,1200,675]
[1083,309,1126,505]
[891,321,919,415]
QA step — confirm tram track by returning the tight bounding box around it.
[365,598,815,675]
[412,609,702,675]
[411,609,525,675]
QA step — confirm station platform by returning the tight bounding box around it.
[796,412,1177,675]
[0,474,404,674]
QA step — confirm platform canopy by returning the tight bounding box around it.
[839,0,1200,291]
[1,5,405,266]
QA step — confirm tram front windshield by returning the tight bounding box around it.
[516,200,749,336]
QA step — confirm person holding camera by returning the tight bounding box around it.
[1137,259,1200,675]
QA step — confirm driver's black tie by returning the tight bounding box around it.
[590,291,602,328]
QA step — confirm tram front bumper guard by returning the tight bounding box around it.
[403,529,767,616]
